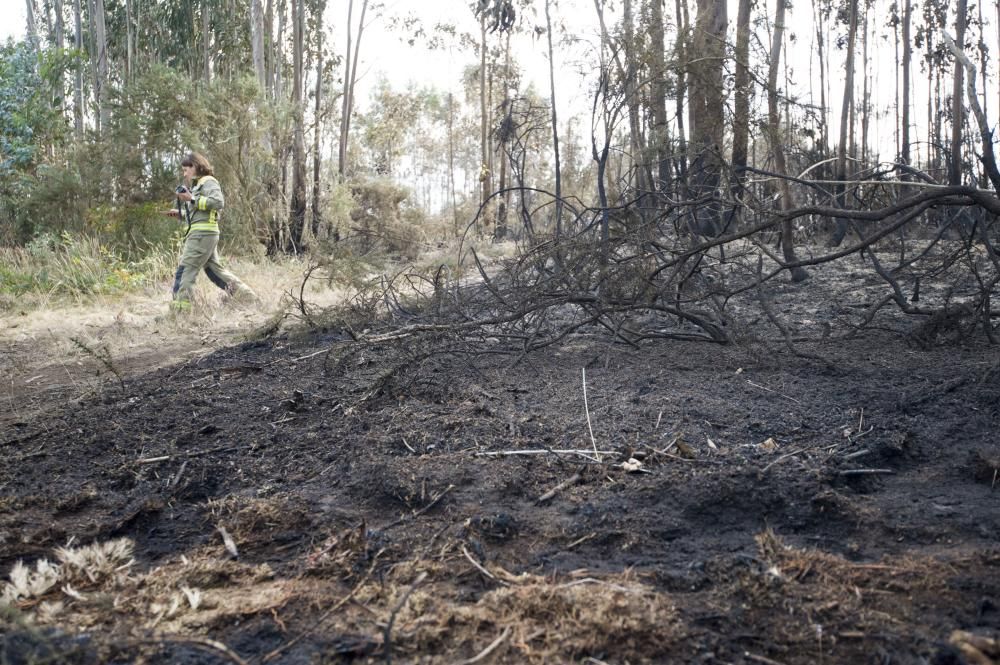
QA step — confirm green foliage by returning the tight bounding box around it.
[0,41,72,242]
[0,231,174,309]
[346,177,427,259]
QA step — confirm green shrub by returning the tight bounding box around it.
[0,231,174,309]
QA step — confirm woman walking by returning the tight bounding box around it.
[165,152,257,312]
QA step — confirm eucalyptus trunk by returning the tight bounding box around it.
[687,0,727,236]
[311,5,324,238]
[950,0,969,185]
[648,0,669,198]
[89,0,110,138]
[767,0,808,282]
[72,0,83,135]
[251,0,266,89]
[338,0,368,178]
[25,0,39,53]
[289,0,306,252]
[831,0,858,246]
[901,0,911,170]
[732,0,752,188]
[546,0,562,240]
[673,0,688,183]
[202,3,211,81]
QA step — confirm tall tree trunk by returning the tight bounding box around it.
[338,0,368,178]
[496,31,512,241]
[202,4,211,81]
[124,0,133,83]
[264,0,274,97]
[72,0,83,135]
[860,3,870,165]
[89,0,110,138]
[275,0,286,100]
[545,0,562,240]
[478,12,492,222]
[25,0,39,54]
[448,91,458,237]
[251,0,266,89]
[901,0,911,170]
[732,0,752,188]
[648,0,669,199]
[767,0,808,282]
[950,0,969,185]
[673,0,688,184]
[831,0,858,246]
[289,0,306,252]
[53,0,64,52]
[622,0,648,204]
[687,0,727,236]
[311,3,324,238]
[52,0,65,116]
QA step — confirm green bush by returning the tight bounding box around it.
[0,231,174,308]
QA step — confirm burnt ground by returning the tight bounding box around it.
[2,256,1000,665]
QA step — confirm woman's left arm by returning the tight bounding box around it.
[193,177,225,211]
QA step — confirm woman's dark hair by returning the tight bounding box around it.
[181,152,214,177]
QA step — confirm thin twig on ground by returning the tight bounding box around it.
[383,571,428,665]
[454,627,512,665]
[136,636,248,665]
[537,472,583,504]
[260,549,385,663]
[582,368,600,461]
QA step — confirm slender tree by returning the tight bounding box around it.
[546,0,562,239]
[289,0,306,251]
[767,0,808,282]
[673,0,689,183]
[950,0,969,185]
[687,0,727,235]
[72,0,83,135]
[901,0,912,171]
[311,0,326,238]
[338,0,369,178]
[831,0,859,246]
[732,0,752,188]
[251,0,266,89]
[25,0,39,54]
[648,0,669,197]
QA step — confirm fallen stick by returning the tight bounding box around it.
[838,468,894,476]
[136,444,241,465]
[454,627,512,665]
[582,368,600,461]
[841,448,871,461]
[379,484,455,531]
[262,548,385,663]
[476,449,617,458]
[760,447,812,474]
[744,653,788,665]
[217,525,239,559]
[136,636,248,665]
[747,380,802,404]
[537,472,582,504]
[383,571,428,665]
[461,545,505,583]
[170,460,188,487]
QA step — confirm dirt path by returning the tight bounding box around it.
[2,267,999,664]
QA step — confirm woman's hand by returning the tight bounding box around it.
[164,209,180,217]
[177,191,194,203]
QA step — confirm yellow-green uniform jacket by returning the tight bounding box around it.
[186,175,224,234]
